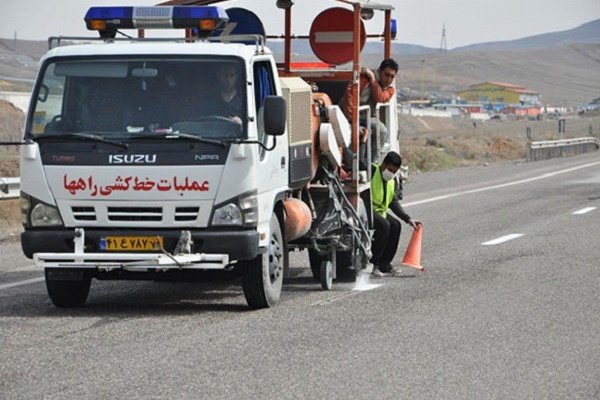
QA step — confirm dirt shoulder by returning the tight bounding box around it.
[399,113,600,172]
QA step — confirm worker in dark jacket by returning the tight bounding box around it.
[340,58,398,164]
[371,151,421,276]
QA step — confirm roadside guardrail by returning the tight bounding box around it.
[0,177,20,200]
[527,137,599,162]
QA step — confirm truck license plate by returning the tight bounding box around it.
[99,236,163,251]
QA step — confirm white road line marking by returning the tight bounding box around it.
[481,234,524,246]
[311,291,358,306]
[573,207,596,215]
[0,276,44,291]
[353,273,383,291]
[311,279,383,306]
[404,160,600,208]
[353,283,382,292]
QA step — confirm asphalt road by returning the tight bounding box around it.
[1,153,599,399]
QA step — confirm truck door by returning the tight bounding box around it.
[251,59,288,230]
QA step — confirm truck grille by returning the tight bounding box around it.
[70,205,201,223]
[108,206,162,222]
[71,206,96,221]
[175,207,200,221]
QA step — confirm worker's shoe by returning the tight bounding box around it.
[378,264,393,273]
[389,266,404,276]
[371,269,384,278]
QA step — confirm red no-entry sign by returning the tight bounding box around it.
[309,7,366,65]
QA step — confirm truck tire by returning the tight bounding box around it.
[45,269,91,308]
[242,215,284,309]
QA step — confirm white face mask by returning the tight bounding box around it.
[381,169,396,181]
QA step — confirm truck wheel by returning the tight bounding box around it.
[242,215,284,309]
[320,261,333,290]
[45,269,91,308]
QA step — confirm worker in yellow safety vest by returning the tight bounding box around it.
[370,151,421,277]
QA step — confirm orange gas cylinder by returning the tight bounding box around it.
[283,198,312,241]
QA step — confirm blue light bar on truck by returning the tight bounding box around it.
[84,6,229,32]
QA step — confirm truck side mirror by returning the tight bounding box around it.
[263,96,286,136]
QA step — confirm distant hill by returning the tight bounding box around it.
[387,43,600,106]
[0,38,47,59]
[0,38,44,89]
[266,40,437,59]
[453,19,600,52]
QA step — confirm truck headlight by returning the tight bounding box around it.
[30,203,63,227]
[211,191,258,227]
[212,203,243,226]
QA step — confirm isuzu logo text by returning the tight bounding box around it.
[108,154,157,164]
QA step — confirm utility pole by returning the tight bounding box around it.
[420,58,425,101]
[440,23,447,52]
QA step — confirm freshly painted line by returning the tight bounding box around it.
[404,160,600,207]
[311,291,358,306]
[353,273,383,291]
[481,234,524,246]
[573,207,596,215]
[353,283,383,292]
[0,276,44,291]
[311,280,383,306]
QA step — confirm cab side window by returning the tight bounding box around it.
[253,61,275,150]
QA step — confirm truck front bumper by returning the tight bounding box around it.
[22,228,260,266]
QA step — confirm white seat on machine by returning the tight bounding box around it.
[319,123,342,168]
[327,105,351,147]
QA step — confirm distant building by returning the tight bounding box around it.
[457,82,541,106]
[456,81,542,116]
[501,105,542,117]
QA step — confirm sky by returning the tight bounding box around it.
[0,0,598,49]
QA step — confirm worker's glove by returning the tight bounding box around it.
[408,219,422,229]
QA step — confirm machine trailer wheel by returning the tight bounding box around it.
[334,251,356,282]
[337,199,369,282]
[308,249,325,281]
[45,269,91,308]
[242,215,284,309]
[320,261,333,290]
[310,249,355,283]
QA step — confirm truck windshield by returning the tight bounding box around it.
[27,56,247,140]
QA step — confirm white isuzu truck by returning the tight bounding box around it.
[16,1,399,308]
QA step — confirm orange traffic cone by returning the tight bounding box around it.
[402,225,424,271]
